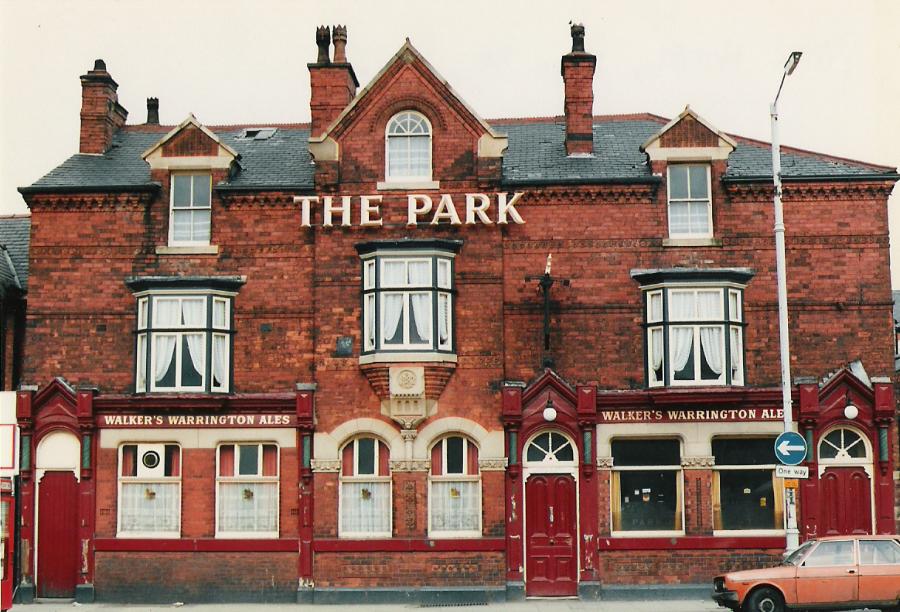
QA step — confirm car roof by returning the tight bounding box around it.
[814,535,900,541]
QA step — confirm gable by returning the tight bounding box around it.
[162,124,219,157]
[659,113,719,148]
[309,41,507,164]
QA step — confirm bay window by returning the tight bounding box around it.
[134,291,234,393]
[357,241,459,360]
[429,436,481,537]
[216,443,279,537]
[634,268,753,388]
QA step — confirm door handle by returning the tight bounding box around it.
[549,539,555,545]
[846,569,856,574]
[548,506,554,525]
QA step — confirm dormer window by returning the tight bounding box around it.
[170,173,211,246]
[385,111,432,182]
[667,164,712,238]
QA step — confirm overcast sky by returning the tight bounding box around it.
[1,0,898,282]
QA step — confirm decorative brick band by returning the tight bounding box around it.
[390,460,431,472]
[310,459,341,473]
[681,456,715,469]
[478,458,508,471]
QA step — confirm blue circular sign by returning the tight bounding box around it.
[774,431,807,466]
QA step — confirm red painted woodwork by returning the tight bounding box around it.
[37,471,79,598]
[819,467,872,536]
[525,474,577,596]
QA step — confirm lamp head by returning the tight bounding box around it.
[784,51,802,75]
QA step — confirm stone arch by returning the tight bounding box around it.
[315,417,404,461]
[414,417,503,461]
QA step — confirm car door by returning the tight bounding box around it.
[857,539,900,605]
[795,539,858,606]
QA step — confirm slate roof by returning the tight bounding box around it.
[22,116,898,194]
[0,216,31,294]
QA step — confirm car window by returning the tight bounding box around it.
[803,540,855,567]
[859,540,900,565]
[784,540,816,566]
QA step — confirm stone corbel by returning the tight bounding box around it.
[478,457,508,471]
[681,456,715,469]
[310,459,341,473]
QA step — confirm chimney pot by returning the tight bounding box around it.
[315,25,331,63]
[146,97,159,125]
[93,58,107,71]
[570,23,586,53]
[332,25,348,63]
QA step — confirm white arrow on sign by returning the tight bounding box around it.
[777,440,805,456]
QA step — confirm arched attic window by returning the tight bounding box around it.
[385,111,432,182]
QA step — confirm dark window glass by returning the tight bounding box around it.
[238,444,258,476]
[804,540,855,567]
[674,344,694,380]
[618,471,677,531]
[357,438,375,475]
[446,437,464,474]
[718,470,775,529]
[713,438,777,465]
[612,440,680,466]
[180,337,202,387]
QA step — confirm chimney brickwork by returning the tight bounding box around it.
[79,59,128,154]
[561,24,596,156]
[146,97,159,125]
[309,25,359,137]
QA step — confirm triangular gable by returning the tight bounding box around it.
[309,40,507,161]
[641,106,736,161]
[142,114,238,170]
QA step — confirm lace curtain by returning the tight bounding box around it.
[217,482,278,533]
[181,300,205,378]
[119,482,180,533]
[430,480,479,532]
[212,334,228,389]
[340,481,391,534]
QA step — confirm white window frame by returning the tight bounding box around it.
[385,111,433,182]
[116,443,182,539]
[135,291,233,394]
[644,284,744,388]
[667,164,712,238]
[361,251,454,355]
[712,437,784,536]
[338,437,393,539]
[169,173,212,247]
[610,439,685,538]
[215,443,280,539]
[428,436,482,539]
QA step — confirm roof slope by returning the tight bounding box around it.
[0,216,31,293]
[22,116,897,193]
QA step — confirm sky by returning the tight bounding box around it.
[1,0,898,281]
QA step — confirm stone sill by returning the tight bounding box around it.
[662,237,722,248]
[156,245,220,255]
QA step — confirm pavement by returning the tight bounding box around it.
[15,600,873,612]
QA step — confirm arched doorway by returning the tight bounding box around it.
[523,430,578,597]
[817,426,873,536]
[35,430,80,598]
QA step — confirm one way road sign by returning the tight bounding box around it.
[774,431,807,466]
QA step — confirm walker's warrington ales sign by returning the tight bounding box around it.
[597,408,784,423]
[98,413,297,428]
[294,192,526,227]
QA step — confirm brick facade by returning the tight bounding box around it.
[13,23,899,604]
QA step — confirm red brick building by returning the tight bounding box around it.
[13,25,900,603]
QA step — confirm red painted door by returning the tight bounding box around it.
[819,467,871,536]
[525,474,577,596]
[37,471,79,598]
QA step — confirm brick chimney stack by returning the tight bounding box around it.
[79,59,128,154]
[561,24,596,156]
[146,97,159,125]
[309,25,359,137]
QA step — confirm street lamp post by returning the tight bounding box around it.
[771,50,802,552]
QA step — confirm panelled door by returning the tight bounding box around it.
[819,467,872,536]
[525,473,577,596]
[37,471,79,598]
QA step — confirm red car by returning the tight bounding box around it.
[712,535,900,612]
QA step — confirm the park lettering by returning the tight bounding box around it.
[293,192,525,228]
